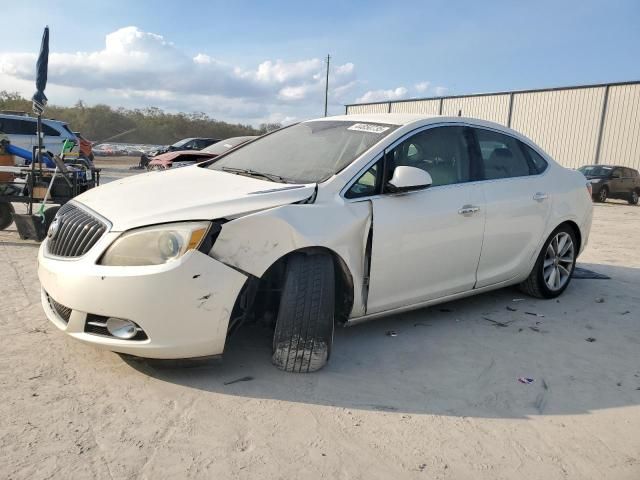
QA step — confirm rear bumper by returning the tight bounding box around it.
[38,240,247,359]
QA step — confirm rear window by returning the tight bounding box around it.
[521,143,548,174]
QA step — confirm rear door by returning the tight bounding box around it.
[473,128,552,288]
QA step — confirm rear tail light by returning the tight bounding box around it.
[586,182,592,196]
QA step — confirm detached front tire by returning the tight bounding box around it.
[272,253,335,373]
[519,225,577,299]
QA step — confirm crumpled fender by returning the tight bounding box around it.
[210,202,372,317]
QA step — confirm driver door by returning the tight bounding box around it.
[353,126,485,314]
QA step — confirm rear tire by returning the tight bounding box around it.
[0,202,15,230]
[596,186,608,203]
[519,225,577,299]
[629,190,639,205]
[272,253,335,373]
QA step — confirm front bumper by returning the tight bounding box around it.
[38,235,247,359]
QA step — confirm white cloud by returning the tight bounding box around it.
[414,81,430,93]
[434,86,448,96]
[356,87,409,103]
[0,26,358,125]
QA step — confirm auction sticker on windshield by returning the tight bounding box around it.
[347,123,390,134]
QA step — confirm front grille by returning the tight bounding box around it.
[45,292,72,324]
[46,203,107,258]
[84,314,148,341]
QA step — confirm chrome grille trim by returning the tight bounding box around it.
[45,292,72,324]
[46,203,109,258]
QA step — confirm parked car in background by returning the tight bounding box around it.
[147,136,257,170]
[38,114,592,373]
[578,165,640,204]
[0,112,77,157]
[140,137,220,168]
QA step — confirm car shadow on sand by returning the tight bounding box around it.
[122,262,640,418]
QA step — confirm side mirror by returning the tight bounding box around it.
[387,166,432,193]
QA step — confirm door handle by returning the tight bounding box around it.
[458,205,480,215]
[533,192,548,202]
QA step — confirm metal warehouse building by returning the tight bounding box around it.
[345,80,640,171]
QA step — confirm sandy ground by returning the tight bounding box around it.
[1,195,639,479]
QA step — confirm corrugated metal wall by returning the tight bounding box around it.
[599,83,640,170]
[345,81,640,170]
[510,87,605,169]
[441,94,510,125]
[390,99,440,114]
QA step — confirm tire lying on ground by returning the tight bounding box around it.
[272,253,335,373]
[0,201,15,230]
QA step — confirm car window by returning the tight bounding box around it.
[474,128,532,179]
[0,118,19,134]
[612,168,623,178]
[521,142,548,174]
[386,126,473,187]
[345,159,382,199]
[43,124,60,136]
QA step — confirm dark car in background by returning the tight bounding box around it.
[579,165,640,204]
[147,136,257,170]
[139,137,219,168]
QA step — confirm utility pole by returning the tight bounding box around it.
[324,54,330,117]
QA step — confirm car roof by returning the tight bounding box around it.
[0,112,67,125]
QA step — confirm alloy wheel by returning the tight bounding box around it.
[598,188,607,202]
[543,232,575,291]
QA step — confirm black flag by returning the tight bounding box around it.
[32,26,49,114]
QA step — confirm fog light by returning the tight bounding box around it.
[106,317,138,339]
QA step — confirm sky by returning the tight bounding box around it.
[0,0,638,126]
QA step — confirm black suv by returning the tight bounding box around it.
[578,165,640,205]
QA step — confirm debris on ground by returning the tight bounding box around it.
[621,310,630,315]
[482,317,512,327]
[586,337,597,343]
[506,306,518,312]
[386,330,397,337]
[595,297,605,303]
[525,312,545,317]
[413,322,431,327]
[223,376,254,386]
[439,308,453,313]
[512,298,525,302]
[518,377,535,384]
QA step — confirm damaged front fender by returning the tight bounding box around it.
[210,202,372,318]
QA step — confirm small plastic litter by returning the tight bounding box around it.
[386,330,397,337]
[586,337,596,343]
[512,298,525,302]
[595,297,605,303]
[223,376,254,386]
[518,377,535,384]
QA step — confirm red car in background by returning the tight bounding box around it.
[147,136,257,170]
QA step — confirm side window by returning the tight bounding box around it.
[475,128,532,179]
[386,126,473,187]
[16,120,37,135]
[42,123,60,136]
[521,143,548,174]
[345,160,381,199]
[0,118,19,134]
[612,168,623,178]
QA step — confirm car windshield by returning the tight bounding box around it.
[202,136,254,155]
[578,165,613,176]
[206,121,398,183]
[170,138,192,148]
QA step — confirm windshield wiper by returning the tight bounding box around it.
[221,167,288,183]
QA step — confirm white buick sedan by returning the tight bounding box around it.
[38,114,593,372]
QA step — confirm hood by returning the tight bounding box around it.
[76,166,316,231]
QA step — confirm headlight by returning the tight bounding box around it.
[589,178,602,184]
[100,221,210,266]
